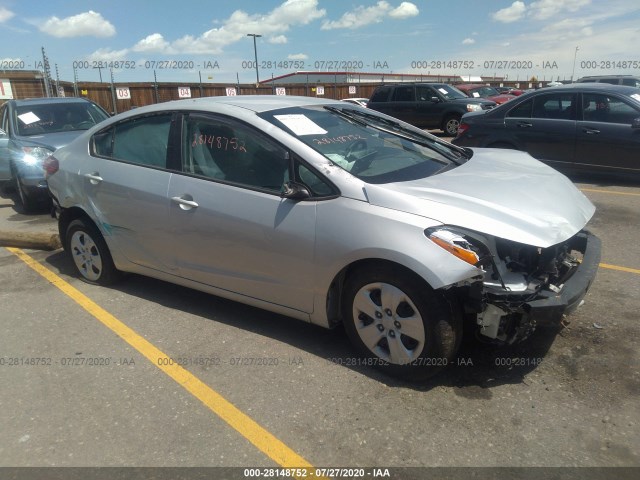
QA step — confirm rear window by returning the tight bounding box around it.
[369,87,391,103]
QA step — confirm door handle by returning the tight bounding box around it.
[583,128,600,135]
[516,122,533,128]
[171,195,199,210]
[83,172,103,184]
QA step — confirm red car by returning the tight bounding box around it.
[455,84,516,104]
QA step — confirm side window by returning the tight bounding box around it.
[416,86,434,102]
[583,94,640,124]
[531,94,576,120]
[183,115,289,193]
[392,86,415,102]
[93,114,172,168]
[507,99,533,118]
[622,78,640,88]
[369,87,390,103]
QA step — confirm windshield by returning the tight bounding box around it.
[15,102,109,136]
[434,84,468,100]
[261,105,465,184]
[469,86,499,98]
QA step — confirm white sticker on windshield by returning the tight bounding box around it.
[274,114,327,135]
[438,88,448,94]
[472,92,480,97]
[632,94,640,102]
[18,112,40,125]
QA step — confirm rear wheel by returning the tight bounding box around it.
[65,218,121,285]
[342,264,461,381]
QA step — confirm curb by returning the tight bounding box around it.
[0,231,62,251]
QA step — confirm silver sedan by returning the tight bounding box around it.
[45,96,600,381]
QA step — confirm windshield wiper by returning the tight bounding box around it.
[324,106,470,164]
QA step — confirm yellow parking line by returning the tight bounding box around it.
[581,188,640,197]
[599,263,640,275]
[8,247,318,477]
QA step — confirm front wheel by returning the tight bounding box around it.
[342,264,461,381]
[65,218,121,285]
[442,115,462,136]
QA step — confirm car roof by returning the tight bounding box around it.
[12,97,94,106]
[455,84,490,89]
[125,95,341,116]
[535,83,640,94]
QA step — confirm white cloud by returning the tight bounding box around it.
[40,10,116,38]
[389,2,419,19]
[288,53,308,60]
[462,38,475,45]
[269,35,288,44]
[530,0,591,20]
[322,1,418,30]
[132,33,171,53]
[0,6,15,23]
[492,1,526,23]
[322,1,391,30]
[167,0,325,55]
[86,48,129,62]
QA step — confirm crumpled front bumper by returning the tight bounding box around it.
[523,231,601,326]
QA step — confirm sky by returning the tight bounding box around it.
[1,0,639,85]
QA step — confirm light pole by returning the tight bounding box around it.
[571,46,579,83]
[247,33,262,87]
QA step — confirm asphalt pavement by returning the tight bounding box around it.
[0,189,60,250]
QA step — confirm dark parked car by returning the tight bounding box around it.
[455,84,516,104]
[367,83,496,136]
[453,83,640,175]
[0,97,109,211]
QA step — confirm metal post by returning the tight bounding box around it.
[199,71,203,97]
[571,46,579,83]
[153,69,159,103]
[247,33,262,88]
[110,67,117,115]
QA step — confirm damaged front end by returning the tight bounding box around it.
[427,227,601,344]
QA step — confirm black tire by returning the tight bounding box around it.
[65,218,121,285]
[442,114,462,136]
[14,175,36,213]
[342,264,462,382]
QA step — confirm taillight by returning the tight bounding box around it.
[456,123,469,137]
[43,155,59,177]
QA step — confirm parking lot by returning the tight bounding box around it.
[0,175,639,479]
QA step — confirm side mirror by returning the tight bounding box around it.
[281,181,310,200]
[632,117,640,130]
[430,96,441,103]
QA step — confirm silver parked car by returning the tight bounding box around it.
[45,96,601,381]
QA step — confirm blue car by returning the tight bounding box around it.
[0,97,109,211]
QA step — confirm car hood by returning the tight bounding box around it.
[365,148,595,248]
[451,97,494,106]
[15,130,85,150]
[488,94,516,104]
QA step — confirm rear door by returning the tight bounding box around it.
[504,92,577,167]
[166,113,319,313]
[575,92,640,172]
[80,113,176,271]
